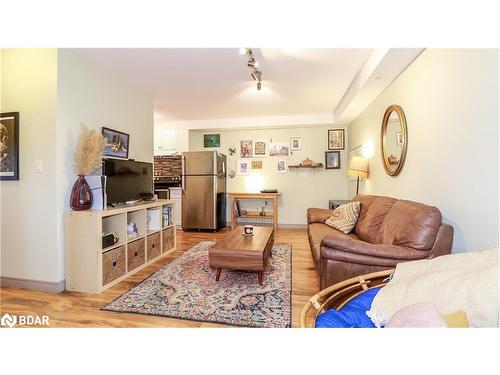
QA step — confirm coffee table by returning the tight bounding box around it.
[208,226,274,285]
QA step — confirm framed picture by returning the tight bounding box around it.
[269,142,290,156]
[290,137,301,150]
[0,112,20,180]
[240,140,253,158]
[277,159,287,173]
[254,140,267,157]
[102,127,130,159]
[251,160,263,169]
[325,151,341,169]
[237,159,250,175]
[203,134,220,148]
[328,129,345,150]
[396,132,403,146]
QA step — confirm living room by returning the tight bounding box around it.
[0,1,499,374]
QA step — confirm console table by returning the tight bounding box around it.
[229,192,281,231]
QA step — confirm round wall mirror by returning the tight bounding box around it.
[381,105,408,176]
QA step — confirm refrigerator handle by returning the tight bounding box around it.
[182,156,186,192]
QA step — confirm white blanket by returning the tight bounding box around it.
[367,248,499,328]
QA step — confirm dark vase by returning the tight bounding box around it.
[70,175,93,211]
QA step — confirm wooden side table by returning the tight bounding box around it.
[229,192,281,231]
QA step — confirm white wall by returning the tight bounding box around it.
[1,49,60,282]
[348,49,499,252]
[189,125,349,225]
[1,49,154,286]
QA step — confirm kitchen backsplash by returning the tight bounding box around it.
[154,155,182,177]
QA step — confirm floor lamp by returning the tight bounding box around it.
[348,156,369,195]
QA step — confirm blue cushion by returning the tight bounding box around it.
[315,287,381,328]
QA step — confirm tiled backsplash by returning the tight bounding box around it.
[154,155,182,177]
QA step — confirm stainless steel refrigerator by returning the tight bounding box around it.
[181,151,226,231]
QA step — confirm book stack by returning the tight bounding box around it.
[162,205,173,227]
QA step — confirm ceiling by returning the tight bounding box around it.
[73,48,423,128]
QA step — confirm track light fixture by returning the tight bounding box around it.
[241,48,263,91]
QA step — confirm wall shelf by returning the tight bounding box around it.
[288,163,324,169]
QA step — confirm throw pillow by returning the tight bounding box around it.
[325,201,361,234]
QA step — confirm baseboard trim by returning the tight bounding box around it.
[0,276,66,293]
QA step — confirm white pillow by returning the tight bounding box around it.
[325,201,361,234]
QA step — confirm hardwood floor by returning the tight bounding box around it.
[0,228,318,328]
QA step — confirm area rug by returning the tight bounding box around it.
[102,241,292,328]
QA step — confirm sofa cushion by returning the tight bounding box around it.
[325,201,361,234]
[308,223,358,264]
[354,196,397,243]
[378,200,442,250]
[352,195,376,234]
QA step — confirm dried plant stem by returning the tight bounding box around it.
[74,123,105,175]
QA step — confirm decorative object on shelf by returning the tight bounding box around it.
[277,159,287,173]
[260,188,278,193]
[237,159,250,175]
[102,127,129,159]
[348,156,369,195]
[228,147,236,156]
[70,123,105,211]
[228,169,236,178]
[302,158,313,166]
[328,129,345,150]
[127,222,139,239]
[290,137,302,150]
[102,232,118,249]
[381,104,408,176]
[260,201,269,216]
[203,134,220,148]
[240,140,253,158]
[325,151,341,169]
[240,48,263,91]
[251,160,263,169]
[0,112,19,181]
[254,140,267,157]
[269,142,289,156]
[288,162,324,169]
[243,225,254,236]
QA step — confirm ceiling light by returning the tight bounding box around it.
[247,57,257,68]
[257,80,262,90]
[239,48,249,55]
[241,48,264,91]
[251,70,262,81]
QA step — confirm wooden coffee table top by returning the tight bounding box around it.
[210,226,274,254]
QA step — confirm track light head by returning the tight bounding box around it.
[257,80,262,90]
[251,70,262,81]
[247,57,257,68]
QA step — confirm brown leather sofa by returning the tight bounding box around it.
[307,195,453,289]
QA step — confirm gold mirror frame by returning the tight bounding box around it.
[381,104,408,176]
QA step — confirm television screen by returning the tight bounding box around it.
[103,158,153,204]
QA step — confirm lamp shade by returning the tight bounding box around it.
[348,156,369,179]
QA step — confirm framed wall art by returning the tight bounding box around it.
[102,127,130,159]
[251,160,263,169]
[325,151,341,169]
[277,159,287,173]
[0,112,20,180]
[269,142,289,156]
[237,159,250,175]
[203,134,220,148]
[240,140,253,158]
[290,137,301,150]
[328,129,345,150]
[254,140,267,157]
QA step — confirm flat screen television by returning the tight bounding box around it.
[102,158,154,205]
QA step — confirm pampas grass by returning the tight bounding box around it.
[74,123,105,175]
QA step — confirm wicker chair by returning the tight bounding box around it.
[300,269,395,328]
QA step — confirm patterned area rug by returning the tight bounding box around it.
[102,241,292,327]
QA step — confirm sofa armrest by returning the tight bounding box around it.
[320,235,427,261]
[307,208,334,224]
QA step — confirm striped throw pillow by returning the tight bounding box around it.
[325,201,361,234]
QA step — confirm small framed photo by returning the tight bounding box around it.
[240,140,253,158]
[203,134,220,148]
[328,129,345,150]
[102,127,130,159]
[325,151,341,169]
[396,132,403,146]
[290,137,302,150]
[0,112,20,180]
[269,142,290,156]
[237,159,250,175]
[251,160,263,169]
[277,159,287,173]
[254,140,267,157]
